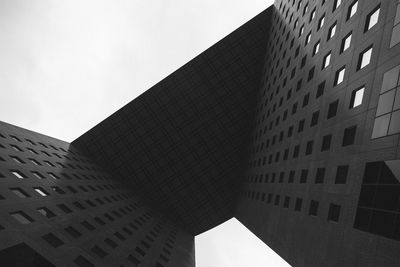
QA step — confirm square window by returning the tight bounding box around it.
[321,134,332,151]
[73,201,86,210]
[37,207,56,218]
[303,93,310,107]
[309,200,319,216]
[42,233,64,248]
[322,52,331,69]
[334,66,345,86]
[347,1,358,20]
[357,46,373,70]
[315,168,325,184]
[34,187,49,197]
[327,100,339,119]
[10,188,30,198]
[10,211,34,224]
[295,198,303,211]
[328,22,337,40]
[377,89,396,116]
[328,203,341,222]
[340,32,352,53]
[350,86,365,108]
[335,165,349,184]
[342,125,357,146]
[365,5,380,32]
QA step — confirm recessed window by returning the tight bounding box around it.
[305,32,311,45]
[65,226,82,238]
[342,125,357,146]
[347,1,358,20]
[104,238,118,248]
[305,141,313,155]
[29,158,41,166]
[328,203,341,222]
[310,111,319,127]
[309,8,316,22]
[42,233,64,248]
[82,221,96,231]
[350,86,365,108]
[318,14,325,30]
[91,245,108,258]
[57,204,72,213]
[334,66,346,86]
[10,211,34,224]
[37,207,56,218]
[322,52,331,69]
[365,5,380,32]
[51,186,65,194]
[309,200,319,216]
[31,171,45,179]
[73,201,86,210]
[34,187,49,197]
[321,134,332,151]
[11,145,22,152]
[357,46,373,70]
[128,254,140,265]
[313,41,320,55]
[340,32,352,53]
[300,169,308,183]
[11,170,26,179]
[315,168,325,184]
[335,165,349,184]
[10,188,30,198]
[316,81,325,98]
[295,198,303,211]
[10,156,24,164]
[299,24,304,37]
[284,197,290,208]
[327,100,339,119]
[333,0,341,12]
[328,22,337,40]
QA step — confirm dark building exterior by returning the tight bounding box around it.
[1,0,400,266]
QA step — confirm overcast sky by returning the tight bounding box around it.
[0,0,290,266]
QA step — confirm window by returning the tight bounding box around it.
[313,41,320,55]
[300,169,308,183]
[340,32,352,53]
[34,187,49,197]
[318,14,325,30]
[310,8,316,22]
[104,238,118,248]
[321,134,332,151]
[91,245,108,258]
[57,204,72,213]
[309,200,319,216]
[11,170,26,179]
[31,171,45,179]
[357,46,373,70]
[328,203,341,222]
[342,125,357,146]
[299,24,304,37]
[305,32,311,45]
[82,221,96,231]
[42,233,64,248]
[327,22,337,40]
[327,100,339,119]
[51,186,65,194]
[37,207,56,218]
[333,0,341,12]
[74,256,93,267]
[284,197,290,208]
[335,165,349,184]
[10,188,30,198]
[48,172,59,179]
[315,168,325,184]
[65,226,82,238]
[73,201,86,210]
[305,141,313,155]
[334,66,345,86]
[347,1,358,20]
[365,5,380,32]
[316,81,325,98]
[29,158,41,166]
[350,86,365,108]
[322,52,331,69]
[10,211,34,224]
[295,198,303,211]
[10,156,24,164]
[310,111,319,126]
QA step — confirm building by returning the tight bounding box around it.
[0,0,400,266]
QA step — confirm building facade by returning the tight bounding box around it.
[1,0,400,266]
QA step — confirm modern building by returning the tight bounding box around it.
[0,0,400,266]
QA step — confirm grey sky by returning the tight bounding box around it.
[0,0,290,265]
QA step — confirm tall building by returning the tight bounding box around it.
[0,0,400,266]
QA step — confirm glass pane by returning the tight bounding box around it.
[371,114,390,138]
[353,87,364,107]
[360,47,372,69]
[394,88,400,111]
[390,23,400,48]
[367,8,380,31]
[10,212,33,224]
[376,89,395,116]
[350,1,358,18]
[381,66,400,93]
[344,34,351,51]
[337,68,345,84]
[388,110,400,135]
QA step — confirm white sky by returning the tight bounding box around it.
[0,0,290,266]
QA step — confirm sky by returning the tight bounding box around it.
[0,0,290,266]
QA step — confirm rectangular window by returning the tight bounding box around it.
[11,170,26,179]
[42,233,64,248]
[10,156,24,164]
[10,188,30,198]
[104,238,118,248]
[333,0,341,11]
[315,168,325,184]
[10,211,34,224]
[31,171,45,179]
[51,186,65,194]
[318,14,325,30]
[310,111,319,127]
[57,204,72,213]
[316,81,325,98]
[313,41,320,55]
[91,245,108,258]
[350,86,365,108]
[365,5,380,32]
[342,125,357,146]
[327,100,339,119]
[305,141,313,155]
[335,165,349,184]
[34,187,49,197]
[305,32,311,45]
[37,207,56,218]
[328,22,337,40]
[357,46,373,70]
[321,134,332,151]
[309,200,319,216]
[295,198,303,211]
[347,1,358,20]
[300,169,308,183]
[334,66,345,86]
[29,159,41,166]
[65,226,82,238]
[322,52,331,69]
[340,32,352,53]
[328,203,341,222]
